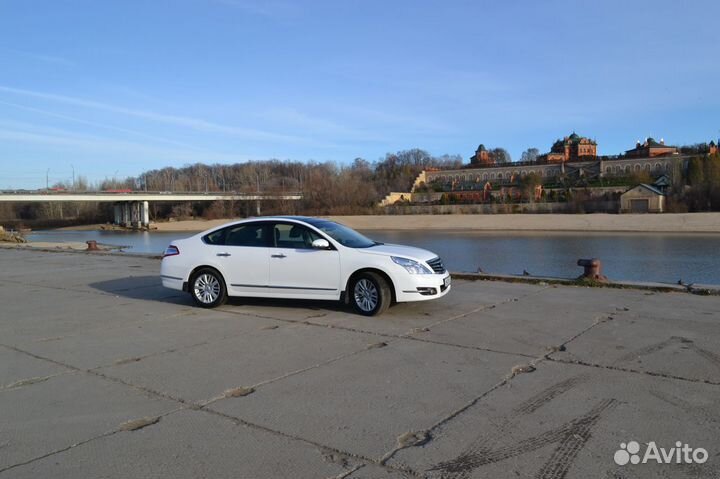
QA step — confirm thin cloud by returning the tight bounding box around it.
[2,48,75,67]
[0,99,198,150]
[215,0,298,18]
[0,126,252,165]
[0,85,325,146]
[329,104,452,135]
[258,107,390,143]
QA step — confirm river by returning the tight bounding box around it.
[27,229,720,285]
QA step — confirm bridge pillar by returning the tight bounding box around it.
[142,201,149,228]
[114,204,122,225]
[112,201,149,228]
[131,202,140,228]
[123,203,131,227]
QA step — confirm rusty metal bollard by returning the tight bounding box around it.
[577,258,608,282]
[86,240,100,251]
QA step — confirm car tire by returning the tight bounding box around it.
[350,272,391,316]
[190,268,227,308]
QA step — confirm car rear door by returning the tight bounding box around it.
[204,222,271,291]
[267,221,340,295]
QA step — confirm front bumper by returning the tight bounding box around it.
[394,272,452,303]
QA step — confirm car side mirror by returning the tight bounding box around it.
[311,238,330,249]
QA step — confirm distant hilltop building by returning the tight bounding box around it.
[470,144,493,166]
[539,132,597,163]
[470,143,495,166]
[707,140,717,156]
[625,137,678,158]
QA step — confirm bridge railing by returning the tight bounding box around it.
[0,190,304,196]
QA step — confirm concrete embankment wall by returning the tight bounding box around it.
[327,212,720,233]
[382,201,618,215]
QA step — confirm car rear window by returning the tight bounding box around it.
[203,223,270,247]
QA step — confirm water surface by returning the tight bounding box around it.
[28,229,720,285]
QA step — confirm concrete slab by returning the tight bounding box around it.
[209,339,525,459]
[0,255,161,293]
[420,284,632,357]
[3,409,353,479]
[221,280,550,339]
[13,310,281,370]
[389,361,720,478]
[0,285,194,345]
[0,372,174,470]
[100,323,378,403]
[553,313,720,383]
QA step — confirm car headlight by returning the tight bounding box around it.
[391,256,433,274]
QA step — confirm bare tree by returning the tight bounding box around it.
[520,148,539,163]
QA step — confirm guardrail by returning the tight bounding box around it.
[0,190,303,196]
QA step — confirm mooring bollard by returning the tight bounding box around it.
[577,258,608,282]
[86,240,100,251]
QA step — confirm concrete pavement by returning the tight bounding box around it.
[1,249,719,478]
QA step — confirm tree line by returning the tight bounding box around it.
[0,149,463,225]
[2,148,718,227]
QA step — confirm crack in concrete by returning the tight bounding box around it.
[0,429,120,476]
[196,341,384,408]
[95,340,211,370]
[326,463,364,479]
[199,407,423,478]
[214,307,538,359]
[0,402,185,476]
[0,343,191,405]
[546,356,720,386]
[549,311,619,355]
[416,285,553,333]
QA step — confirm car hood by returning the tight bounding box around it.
[360,243,438,262]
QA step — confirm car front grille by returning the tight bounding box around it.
[426,257,446,274]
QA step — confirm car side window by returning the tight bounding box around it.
[220,223,270,247]
[203,228,226,245]
[272,223,322,249]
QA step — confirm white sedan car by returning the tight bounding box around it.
[160,216,451,316]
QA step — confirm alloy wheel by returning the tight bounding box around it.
[194,273,221,304]
[354,278,379,312]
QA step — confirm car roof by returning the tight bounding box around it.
[209,216,333,230]
[241,216,336,224]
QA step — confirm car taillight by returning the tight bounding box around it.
[163,245,180,257]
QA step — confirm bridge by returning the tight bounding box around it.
[0,191,303,228]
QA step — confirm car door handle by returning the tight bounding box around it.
[216,252,231,257]
[271,254,287,258]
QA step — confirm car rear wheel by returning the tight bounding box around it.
[191,268,227,308]
[350,272,391,316]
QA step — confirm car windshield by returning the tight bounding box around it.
[305,220,377,248]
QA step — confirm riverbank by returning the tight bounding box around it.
[140,212,720,233]
[0,241,88,251]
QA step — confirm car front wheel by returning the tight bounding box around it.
[190,268,227,308]
[350,272,391,316]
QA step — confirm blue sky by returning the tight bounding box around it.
[1,0,719,188]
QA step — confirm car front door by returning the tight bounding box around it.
[268,222,340,295]
[205,222,271,291]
